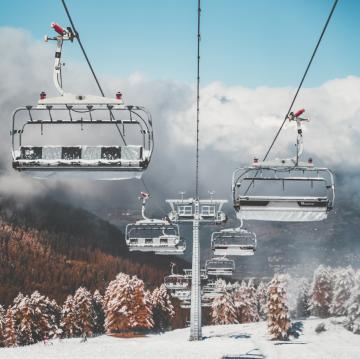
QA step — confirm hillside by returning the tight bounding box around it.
[0,194,188,326]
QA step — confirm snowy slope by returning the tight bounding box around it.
[1,318,359,359]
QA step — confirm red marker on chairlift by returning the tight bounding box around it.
[294,108,305,118]
[51,22,66,35]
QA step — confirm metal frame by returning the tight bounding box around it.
[125,194,184,255]
[211,225,257,256]
[166,196,227,224]
[11,105,153,180]
[232,165,335,221]
[205,257,235,277]
[231,110,335,222]
[11,23,154,180]
[164,274,189,290]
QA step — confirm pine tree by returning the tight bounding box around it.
[12,294,35,346]
[92,290,105,335]
[330,266,355,317]
[256,281,268,320]
[0,305,5,347]
[29,291,60,342]
[60,295,79,338]
[296,278,311,319]
[73,287,94,337]
[211,288,238,325]
[151,284,175,332]
[129,277,153,331]
[267,276,291,341]
[245,279,260,323]
[344,271,360,334]
[233,281,259,324]
[104,272,153,334]
[309,265,333,318]
[4,307,17,347]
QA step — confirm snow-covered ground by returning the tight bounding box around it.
[1,318,359,359]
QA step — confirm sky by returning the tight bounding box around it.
[1,0,360,211]
[0,0,359,87]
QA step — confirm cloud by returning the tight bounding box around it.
[1,27,360,210]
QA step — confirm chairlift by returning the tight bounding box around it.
[232,109,335,221]
[11,23,153,180]
[125,193,184,255]
[211,221,256,256]
[183,268,208,280]
[202,281,225,295]
[166,192,227,224]
[205,257,235,277]
[202,282,224,299]
[164,264,190,290]
[172,290,191,301]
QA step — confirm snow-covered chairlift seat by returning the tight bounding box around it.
[11,102,153,180]
[205,258,235,277]
[164,274,189,290]
[232,164,335,222]
[211,227,256,256]
[125,221,181,253]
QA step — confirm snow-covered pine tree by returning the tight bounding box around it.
[256,281,268,320]
[151,284,175,332]
[4,307,17,347]
[131,277,153,331]
[60,295,79,338]
[47,299,62,338]
[104,272,153,334]
[211,287,238,325]
[29,291,60,342]
[267,275,291,341]
[73,287,94,337]
[233,281,259,324]
[344,271,360,334]
[330,266,355,317]
[12,294,35,346]
[309,265,333,318]
[245,279,260,323]
[296,278,311,319]
[0,304,5,347]
[104,272,129,333]
[92,290,105,335]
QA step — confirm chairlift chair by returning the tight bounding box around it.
[172,290,191,301]
[164,264,190,290]
[232,109,335,222]
[11,23,153,180]
[166,194,227,224]
[183,268,208,280]
[125,193,184,255]
[211,225,257,256]
[202,281,225,294]
[164,274,189,290]
[205,257,235,277]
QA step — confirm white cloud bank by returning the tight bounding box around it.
[0,27,359,202]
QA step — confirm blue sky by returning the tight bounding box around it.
[0,0,359,87]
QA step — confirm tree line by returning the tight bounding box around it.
[210,265,360,339]
[0,272,174,347]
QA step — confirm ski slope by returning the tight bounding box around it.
[1,318,359,359]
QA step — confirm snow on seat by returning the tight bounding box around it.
[205,258,235,277]
[13,145,146,179]
[236,195,329,222]
[211,227,256,256]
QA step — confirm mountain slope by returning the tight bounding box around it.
[0,195,187,310]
